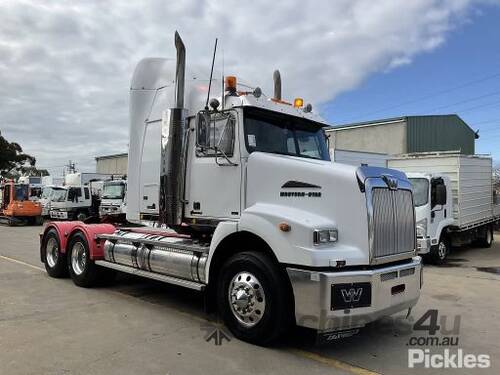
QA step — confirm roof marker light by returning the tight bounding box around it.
[225,76,237,93]
[294,98,304,108]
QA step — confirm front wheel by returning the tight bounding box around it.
[428,237,449,265]
[217,251,292,345]
[76,211,88,222]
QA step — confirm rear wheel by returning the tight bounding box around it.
[477,226,493,248]
[217,251,292,345]
[428,236,449,265]
[67,232,100,287]
[43,229,68,278]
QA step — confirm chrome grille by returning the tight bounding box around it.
[371,188,415,260]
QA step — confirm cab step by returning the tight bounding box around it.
[95,260,206,291]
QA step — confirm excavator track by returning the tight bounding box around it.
[0,216,26,226]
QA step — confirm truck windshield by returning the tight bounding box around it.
[51,188,67,202]
[243,107,330,161]
[41,187,53,199]
[102,183,125,199]
[14,185,29,201]
[409,178,429,207]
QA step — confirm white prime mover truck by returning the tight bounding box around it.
[389,152,500,264]
[39,32,422,345]
[49,173,111,221]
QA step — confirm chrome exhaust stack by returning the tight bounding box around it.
[160,31,188,227]
[273,70,282,100]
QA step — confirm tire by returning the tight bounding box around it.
[67,232,101,287]
[217,251,292,345]
[477,226,493,248]
[76,211,88,222]
[43,229,68,278]
[428,236,449,265]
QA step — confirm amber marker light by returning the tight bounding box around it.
[293,98,304,108]
[279,222,291,232]
[225,76,237,92]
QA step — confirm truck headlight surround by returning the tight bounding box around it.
[416,218,427,238]
[313,229,338,245]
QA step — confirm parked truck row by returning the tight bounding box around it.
[1,173,127,225]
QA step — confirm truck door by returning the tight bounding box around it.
[430,177,448,238]
[185,110,241,220]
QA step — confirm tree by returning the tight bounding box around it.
[0,130,47,178]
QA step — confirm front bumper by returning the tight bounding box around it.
[50,210,68,220]
[287,256,422,332]
[100,206,122,217]
[416,237,431,254]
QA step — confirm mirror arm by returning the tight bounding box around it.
[215,148,238,166]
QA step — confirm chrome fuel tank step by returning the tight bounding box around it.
[98,230,209,284]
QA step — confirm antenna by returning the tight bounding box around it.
[205,38,218,110]
[221,47,225,110]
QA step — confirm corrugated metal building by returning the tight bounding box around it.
[326,115,476,156]
[95,153,128,175]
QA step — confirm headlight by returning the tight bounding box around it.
[416,218,427,238]
[313,229,338,245]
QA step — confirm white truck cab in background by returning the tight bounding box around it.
[389,153,500,264]
[100,179,127,219]
[49,173,110,221]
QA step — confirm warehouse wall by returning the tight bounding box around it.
[330,120,406,155]
[96,155,128,175]
[406,115,475,154]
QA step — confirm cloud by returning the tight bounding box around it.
[0,0,497,173]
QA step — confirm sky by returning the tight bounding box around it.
[1,0,500,175]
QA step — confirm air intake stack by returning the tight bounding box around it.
[159,31,187,227]
[273,70,282,101]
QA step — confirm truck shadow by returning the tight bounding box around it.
[104,273,416,352]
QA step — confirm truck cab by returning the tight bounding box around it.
[100,179,127,218]
[408,173,453,256]
[49,185,95,221]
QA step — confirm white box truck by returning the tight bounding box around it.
[389,152,500,264]
[39,32,422,345]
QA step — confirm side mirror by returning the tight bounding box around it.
[196,111,211,148]
[433,184,447,207]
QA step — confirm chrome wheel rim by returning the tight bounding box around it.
[438,241,447,259]
[71,242,87,275]
[46,237,58,268]
[228,271,266,327]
